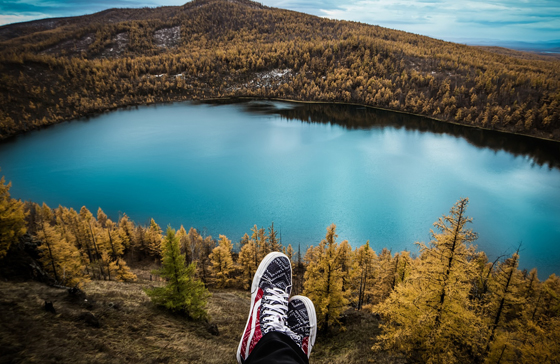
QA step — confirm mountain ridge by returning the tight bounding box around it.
[0,0,558,141]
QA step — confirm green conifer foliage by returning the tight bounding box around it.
[145,227,209,320]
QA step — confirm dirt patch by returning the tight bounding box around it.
[230,68,294,92]
[40,34,95,57]
[99,32,129,58]
[154,26,181,48]
[0,276,246,364]
[0,273,389,363]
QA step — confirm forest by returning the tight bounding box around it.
[0,0,559,141]
[1,172,559,363]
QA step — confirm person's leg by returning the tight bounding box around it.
[244,331,308,364]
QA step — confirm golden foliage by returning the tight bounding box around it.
[0,0,558,142]
[0,175,26,259]
[303,223,349,332]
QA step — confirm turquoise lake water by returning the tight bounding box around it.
[1,101,559,277]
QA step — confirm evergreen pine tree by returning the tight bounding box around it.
[145,227,209,320]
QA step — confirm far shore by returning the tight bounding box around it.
[3,96,560,144]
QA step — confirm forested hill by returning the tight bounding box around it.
[0,0,559,141]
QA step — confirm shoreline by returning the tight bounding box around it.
[2,95,560,145]
[203,96,560,144]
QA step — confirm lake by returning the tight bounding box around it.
[1,100,559,278]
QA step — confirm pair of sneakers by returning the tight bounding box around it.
[237,252,317,363]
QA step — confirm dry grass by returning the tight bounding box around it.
[0,272,388,363]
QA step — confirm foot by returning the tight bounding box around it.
[287,295,317,358]
[237,252,292,363]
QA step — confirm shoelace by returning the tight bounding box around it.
[261,287,302,344]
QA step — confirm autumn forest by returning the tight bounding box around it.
[1,0,559,363]
[0,0,559,141]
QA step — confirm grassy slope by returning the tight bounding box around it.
[0,270,390,364]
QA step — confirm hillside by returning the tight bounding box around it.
[0,0,559,141]
[0,270,386,364]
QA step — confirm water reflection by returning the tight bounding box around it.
[212,100,560,170]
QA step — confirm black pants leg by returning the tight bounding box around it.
[244,331,309,364]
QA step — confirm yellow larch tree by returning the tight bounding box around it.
[374,198,484,364]
[351,241,377,310]
[196,235,215,285]
[252,224,270,262]
[79,206,106,279]
[109,258,137,282]
[0,175,26,259]
[338,239,354,294]
[238,237,258,290]
[303,223,349,332]
[175,225,190,264]
[145,218,163,260]
[209,234,234,288]
[117,213,135,252]
[516,274,560,363]
[393,250,413,287]
[186,227,203,264]
[35,203,88,287]
[292,244,305,296]
[484,252,526,361]
[372,247,396,304]
[268,222,282,252]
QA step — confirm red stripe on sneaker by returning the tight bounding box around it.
[241,288,264,360]
[302,336,309,356]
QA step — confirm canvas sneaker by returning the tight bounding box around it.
[287,295,317,358]
[236,252,293,363]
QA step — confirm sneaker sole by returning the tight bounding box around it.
[236,252,291,363]
[290,295,317,355]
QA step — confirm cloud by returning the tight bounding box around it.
[1,0,559,43]
[0,0,166,19]
[307,0,560,42]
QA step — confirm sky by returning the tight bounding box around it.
[0,0,559,44]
